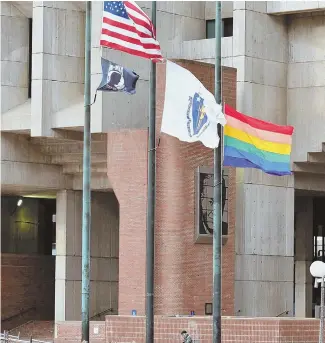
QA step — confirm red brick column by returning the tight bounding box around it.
[154,61,236,315]
[107,129,148,315]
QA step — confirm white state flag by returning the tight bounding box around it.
[161,61,226,149]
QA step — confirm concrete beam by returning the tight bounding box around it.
[72,174,112,191]
[62,162,107,174]
[295,173,325,192]
[51,153,107,164]
[294,162,325,175]
[307,152,325,164]
[1,160,72,191]
[39,141,107,155]
[31,132,107,144]
[13,2,33,17]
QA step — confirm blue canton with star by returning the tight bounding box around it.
[104,1,129,19]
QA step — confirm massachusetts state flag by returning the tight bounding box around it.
[97,58,139,95]
[100,1,163,61]
[161,61,226,149]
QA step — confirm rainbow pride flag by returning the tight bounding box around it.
[223,104,294,176]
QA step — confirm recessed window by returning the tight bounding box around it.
[206,20,216,39]
[205,303,213,315]
[194,166,229,244]
[205,18,233,39]
[28,18,32,98]
[223,18,233,37]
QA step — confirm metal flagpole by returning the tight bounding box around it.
[81,2,91,343]
[145,1,157,343]
[320,277,324,343]
[213,2,222,343]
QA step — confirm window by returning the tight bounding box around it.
[28,18,32,98]
[194,166,229,244]
[223,18,233,37]
[205,18,233,39]
[206,20,215,39]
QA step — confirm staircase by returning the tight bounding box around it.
[9,321,54,341]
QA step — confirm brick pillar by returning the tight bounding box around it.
[154,61,236,315]
[107,129,148,315]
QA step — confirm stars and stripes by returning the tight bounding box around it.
[100,1,163,61]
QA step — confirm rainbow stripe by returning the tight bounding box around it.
[223,105,294,176]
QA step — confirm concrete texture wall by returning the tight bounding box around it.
[205,1,233,20]
[268,1,325,14]
[1,254,55,331]
[55,190,119,323]
[232,1,295,317]
[107,61,237,316]
[1,1,209,134]
[31,2,85,136]
[294,196,313,318]
[287,13,325,162]
[91,1,206,133]
[1,133,72,194]
[0,1,29,114]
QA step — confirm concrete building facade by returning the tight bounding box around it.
[2,0,325,332]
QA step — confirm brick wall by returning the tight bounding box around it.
[1,254,55,330]
[107,130,148,315]
[155,61,236,316]
[107,60,237,316]
[55,316,320,343]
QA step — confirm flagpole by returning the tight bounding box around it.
[81,2,91,343]
[145,1,157,343]
[213,2,222,343]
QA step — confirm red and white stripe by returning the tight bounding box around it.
[100,1,163,61]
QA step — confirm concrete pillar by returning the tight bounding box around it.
[233,1,295,316]
[31,2,85,137]
[235,174,294,317]
[0,1,29,113]
[55,190,119,330]
[294,196,313,318]
[287,14,325,162]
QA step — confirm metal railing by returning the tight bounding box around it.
[276,310,290,317]
[1,332,52,343]
[2,307,36,323]
[90,307,114,320]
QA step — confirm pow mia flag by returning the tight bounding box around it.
[97,58,139,95]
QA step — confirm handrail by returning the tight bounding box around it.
[1,307,36,322]
[1,333,52,343]
[90,308,114,319]
[276,310,290,317]
[8,320,34,334]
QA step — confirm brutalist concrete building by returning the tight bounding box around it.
[1,1,325,337]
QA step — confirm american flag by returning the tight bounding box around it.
[100,1,163,61]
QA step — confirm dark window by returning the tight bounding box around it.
[194,166,229,244]
[205,18,233,39]
[28,18,32,98]
[223,18,233,37]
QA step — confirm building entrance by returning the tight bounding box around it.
[1,195,56,330]
[312,197,325,317]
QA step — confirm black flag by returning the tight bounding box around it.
[97,58,139,95]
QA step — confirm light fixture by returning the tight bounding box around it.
[17,198,23,207]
